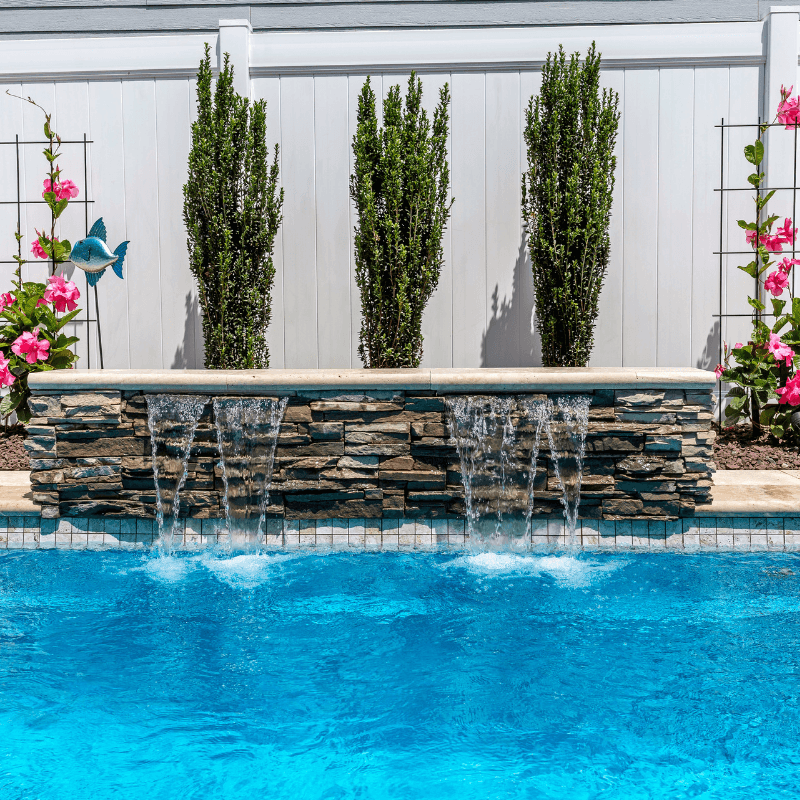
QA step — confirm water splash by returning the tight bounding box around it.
[519,397,553,532]
[545,396,591,551]
[146,394,209,556]
[212,397,287,551]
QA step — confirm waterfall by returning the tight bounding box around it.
[544,396,591,550]
[212,397,288,551]
[146,394,209,556]
[446,396,529,549]
[448,394,591,550]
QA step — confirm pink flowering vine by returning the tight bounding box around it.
[42,274,80,313]
[765,270,790,296]
[42,174,79,202]
[778,374,800,404]
[777,86,800,128]
[0,355,14,389]
[768,332,794,366]
[11,328,49,365]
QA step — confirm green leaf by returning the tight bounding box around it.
[745,143,759,164]
[772,423,786,439]
[760,405,778,424]
[738,261,758,279]
[772,298,786,317]
[0,393,21,417]
[748,296,766,311]
[747,172,762,187]
[52,198,68,220]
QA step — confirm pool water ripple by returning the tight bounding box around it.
[1,550,799,798]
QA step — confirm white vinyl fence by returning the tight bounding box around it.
[0,12,798,371]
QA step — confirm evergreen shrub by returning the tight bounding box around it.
[184,44,283,369]
[350,72,452,368]
[522,43,620,367]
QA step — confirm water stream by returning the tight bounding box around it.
[212,397,288,550]
[447,394,591,550]
[146,394,209,556]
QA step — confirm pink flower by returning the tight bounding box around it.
[778,374,800,405]
[0,293,14,313]
[746,230,757,246]
[778,218,798,244]
[57,179,78,200]
[714,364,725,379]
[11,328,49,365]
[764,234,784,252]
[778,257,800,274]
[734,342,744,350]
[777,94,800,128]
[765,269,790,295]
[42,177,78,201]
[31,238,47,259]
[0,354,14,388]
[43,273,80,313]
[769,332,795,366]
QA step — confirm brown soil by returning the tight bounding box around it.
[0,424,29,471]
[713,423,800,470]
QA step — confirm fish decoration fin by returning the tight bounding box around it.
[86,268,106,287]
[88,218,107,242]
[112,241,129,280]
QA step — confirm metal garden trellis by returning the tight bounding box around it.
[714,117,800,425]
[0,132,104,367]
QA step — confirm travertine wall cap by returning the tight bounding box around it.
[29,366,717,394]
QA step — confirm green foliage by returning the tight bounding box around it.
[183,44,283,369]
[350,72,453,368]
[0,282,80,422]
[522,42,620,367]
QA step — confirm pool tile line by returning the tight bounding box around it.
[2,516,800,551]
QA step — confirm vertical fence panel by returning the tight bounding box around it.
[483,71,521,367]
[450,72,486,368]
[692,67,730,370]
[252,76,284,369]
[122,79,163,368]
[314,74,352,368]
[591,69,625,367]
[657,67,695,367]
[155,79,196,369]
[622,68,660,366]
[0,85,25,295]
[88,80,130,369]
[280,75,318,368]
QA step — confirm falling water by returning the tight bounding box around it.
[446,396,528,549]
[519,397,553,531]
[545,396,591,550]
[146,394,209,556]
[449,394,591,551]
[213,397,288,551]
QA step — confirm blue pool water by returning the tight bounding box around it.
[1,550,800,799]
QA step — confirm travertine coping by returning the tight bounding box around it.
[29,367,716,394]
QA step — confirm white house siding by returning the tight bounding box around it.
[0,17,795,370]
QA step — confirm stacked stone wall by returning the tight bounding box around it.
[25,386,715,520]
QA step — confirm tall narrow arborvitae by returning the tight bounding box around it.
[522,43,620,367]
[350,72,453,368]
[184,44,283,369]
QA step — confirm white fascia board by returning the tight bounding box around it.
[250,21,765,75]
[0,34,217,82]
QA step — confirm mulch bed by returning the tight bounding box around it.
[713,423,800,470]
[0,424,29,471]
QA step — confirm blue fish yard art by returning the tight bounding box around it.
[69,218,129,287]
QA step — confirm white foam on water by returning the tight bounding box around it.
[201,553,296,589]
[446,552,626,588]
[141,555,192,584]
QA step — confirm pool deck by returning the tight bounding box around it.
[0,469,798,518]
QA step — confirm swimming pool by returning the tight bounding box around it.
[1,550,798,798]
